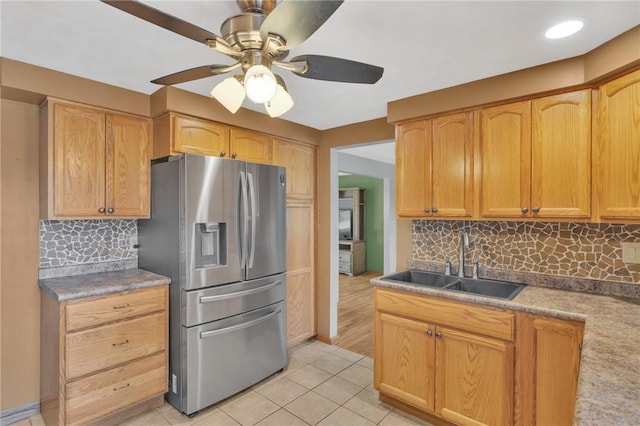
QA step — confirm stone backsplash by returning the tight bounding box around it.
[40,220,137,268]
[412,221,640,284]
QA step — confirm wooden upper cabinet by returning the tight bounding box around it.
[52,103,107,217]
[42,100,151,219]
[532,90,591,218]
[481,90,591,220]
[272,139,315,200]
[431,112,474,217]
[597,69,640,221]
[172,114,229,158]
[396,120,432,217]
[230,128,272,163]
[106,114,150,217]
[396,113,473,219]
[480,101,532,218]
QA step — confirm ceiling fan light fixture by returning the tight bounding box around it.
[265,75,293,117]
[211,76,245,113]
[545,20,584,39]
[244,64,277,103]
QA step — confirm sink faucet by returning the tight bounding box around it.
[458,231,469,278]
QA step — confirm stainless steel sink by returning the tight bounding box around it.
[443,277,525,300]
[379,270,525,300]
[381,269,457,288]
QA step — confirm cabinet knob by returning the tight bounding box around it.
[98,207,106,214]
[424,208,430,213]
[521,207,528,214]
[426,330,433,337]
[107,208,115,214]
[435,332,442,339]
[220,151,226,157]
[232,152,237,159]
[432,207,438,213]
[532,206,540,214]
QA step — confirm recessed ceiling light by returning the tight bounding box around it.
[545,20,584,39]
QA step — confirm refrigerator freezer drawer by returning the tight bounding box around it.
[184,301,287,415]
[184,274,286,327]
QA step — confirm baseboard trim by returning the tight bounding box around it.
[0,401,40,426]
[316,333,332,344]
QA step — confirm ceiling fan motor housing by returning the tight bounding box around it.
[236,0,281,15]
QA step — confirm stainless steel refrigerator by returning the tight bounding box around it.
[138,154,287,416]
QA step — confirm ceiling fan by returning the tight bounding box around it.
[101,0,384,117]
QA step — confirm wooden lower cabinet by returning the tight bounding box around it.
[436,327,514,426]
[375,289,514,426]
[516,313,584,426]
[375,288,583,426]
[375,313,435,412]
[40,286,168,425]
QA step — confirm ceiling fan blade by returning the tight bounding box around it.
[290,55,384,84]
[260,0,343,50]
[101,0,220,45]
[151,64,240,85]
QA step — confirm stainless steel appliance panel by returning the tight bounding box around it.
[185,155,244,290]
[185,301,287,415]
[184,274,285,327]
[245,162,287,281]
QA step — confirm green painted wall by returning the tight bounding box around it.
[339,175,384,272]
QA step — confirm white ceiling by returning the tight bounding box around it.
[1,1,639,131]
[339,141,395,165]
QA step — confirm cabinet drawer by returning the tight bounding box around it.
[375,288,514,341]
[66,352,166,425]
[338,251,352,262]
[339,263,351,273]
[66,312,166,379]
[66,286,166,332]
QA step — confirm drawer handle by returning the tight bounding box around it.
[200,308,281,339]
[112,339,129,347]
[112,303,130,310]
[199,281,282,303]
[113,383,130,392]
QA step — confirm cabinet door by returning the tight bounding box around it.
[173,115,229,157]
[480,101,531,218]
[432,112,474,217]
[435,327,514,426]
[374,312,435,412]
[53,103,106,216]
[532,91,591,218]
[396,120,431,217]
[272,139,315,200]
[597,69,640,220]
[106,114,150,218]
[533,318,583,426]
[230,128,272,163]
[285,202,315,345]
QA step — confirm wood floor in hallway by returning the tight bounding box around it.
[332,271,382,359]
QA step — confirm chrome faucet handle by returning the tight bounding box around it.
[444,260,451,276]
[472,259,479,279]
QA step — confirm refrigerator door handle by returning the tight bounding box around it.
[247,172,257,268]
[239,171,249,269]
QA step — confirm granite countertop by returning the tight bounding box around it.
[371,275,640,426]
[39,268,171,302]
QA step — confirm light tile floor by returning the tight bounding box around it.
[13,340,433,426]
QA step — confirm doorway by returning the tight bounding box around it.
[329,142,396,354]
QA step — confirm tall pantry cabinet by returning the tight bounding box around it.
[272,139,317,345]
